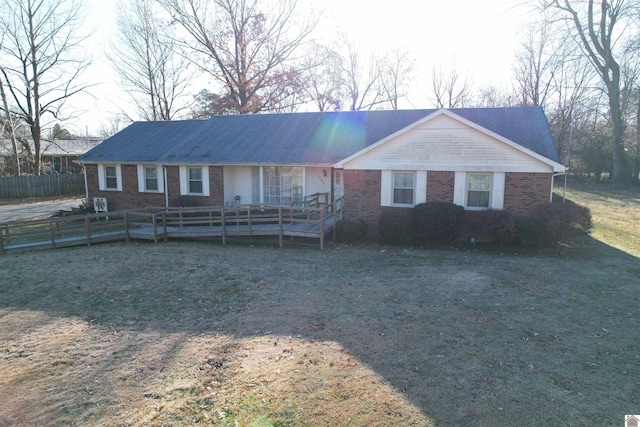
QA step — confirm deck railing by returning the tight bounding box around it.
[0,195,344,253]
[0,212,126,254]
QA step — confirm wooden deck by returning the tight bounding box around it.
[0,195,342,254]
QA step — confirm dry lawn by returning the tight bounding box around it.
[0,181,639,426]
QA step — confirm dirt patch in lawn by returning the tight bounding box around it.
[1,233,639,426]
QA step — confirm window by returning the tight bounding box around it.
[179,166,209,196]
[253,166,304,204]
[467,173,491,208]
[453,172,504,210]
[105,166,118,189]
[137,165,164,193]
[393,172,414,205]
[145,166,158,191]
[188,167,203,194]
[381,170,426,207]
[98,164,122,191]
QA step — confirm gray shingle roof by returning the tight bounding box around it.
[77,106,560,165]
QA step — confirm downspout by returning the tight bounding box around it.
[80,162,89,204]
[163,165,169,208]
[552,171,568,203]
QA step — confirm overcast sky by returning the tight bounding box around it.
[70,0,532,135]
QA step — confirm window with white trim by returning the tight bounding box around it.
[393,171,414,205]
[381,170,426,207]
[188,167,203,194]
[98,164,122,191]
[105,166,118,189]
[137,165,164,193]
[145,166,159,191]
[179,165,210,196]
[467,173,491,208]
[453,172,505,210]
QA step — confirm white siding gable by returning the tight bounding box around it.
[341,114,554,173]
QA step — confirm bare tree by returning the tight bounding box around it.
[547,0,639,184]
[378,49,415,110]
[513,18,561,107]
[0,0,91,175]
[474,85,519,108]
[429,62,472,108]
[0,64,21,175]
[300,44,344,111]
[335,39,388,111]
[158,0,317,114]
[110,0,191,121]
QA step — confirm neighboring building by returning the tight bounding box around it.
[0,137,103,175]
[41,137,104,174]
[76,107,565,235]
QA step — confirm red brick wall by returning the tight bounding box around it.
[85,164,224,211]
[343,169,554,237]
[504,172,553,216]
[427,171,454,203]
[342,170,411,236]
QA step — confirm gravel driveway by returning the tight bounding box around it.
[0,197,85,222]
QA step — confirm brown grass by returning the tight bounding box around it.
[0,180,638,426]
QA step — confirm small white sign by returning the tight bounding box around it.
[93,197,108,212]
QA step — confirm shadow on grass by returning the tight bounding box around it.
[0,237,639,425]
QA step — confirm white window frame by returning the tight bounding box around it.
[137,165,164,193]
[179,165,210,196]
[392,171,415,206]
[98,164,122,191]
[381,170,427,207]
[454,172,505,210]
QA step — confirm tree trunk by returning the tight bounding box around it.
[0,72,20,175]
[608,83,629,183]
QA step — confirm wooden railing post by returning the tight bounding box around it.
[85,215,91,246]
[124,212,130,244]
[221,208,226,245]
[50,221,56,249]
[278,206,283,247]
[0,225,5,255]
[319,209,325,250]
[163,212,168,242]
[152,212,158,243]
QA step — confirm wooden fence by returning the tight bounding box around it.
[0,174,85,199]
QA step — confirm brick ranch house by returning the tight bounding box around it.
[76,107,566,236]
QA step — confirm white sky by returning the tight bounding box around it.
[69,0,533,135]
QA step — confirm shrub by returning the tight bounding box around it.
[335,219,368,243]
[411,202,465,242]
[378,211,416,245]
[514,218,544,248]
[515,201,592,248]
[469,209,517,244]
[532,200,592,243]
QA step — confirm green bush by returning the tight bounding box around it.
[469,209,517,244]
[411,202,465,242]
[335,219,368,243]
[378,211,416,245]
